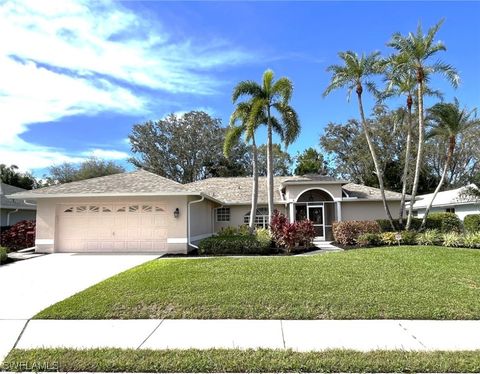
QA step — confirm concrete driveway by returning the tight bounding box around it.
[0,253,160,319]
[0,253,160,362]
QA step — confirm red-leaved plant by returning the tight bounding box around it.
[270,210,316,253]
[0,220,36,251]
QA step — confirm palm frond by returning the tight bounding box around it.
[272,77,293,103]
[223,125,244,157]
[232,80,263,103]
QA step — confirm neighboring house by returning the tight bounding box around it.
[8,170,405,254]
[409,184,480,220]
[0,183,37,227]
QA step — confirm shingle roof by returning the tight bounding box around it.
[186,176,405,203]
[186,176,292,204]
[1,183,37,210]
[6,170,406,203]
[7,170,190,197]
[342,183,405,201]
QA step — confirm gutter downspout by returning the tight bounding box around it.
[187,195,205,249]
[23,200,37,206]
[6,209,19,226]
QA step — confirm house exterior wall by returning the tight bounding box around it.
[35,196,189,254]
[284,183,342,201]
[189,197,216,242]
[414,204,480,221]
[213,204,287,232]
[341,201,400,221]
[0,208,36,226]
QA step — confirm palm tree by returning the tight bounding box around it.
[232,70,300,223]
[224,101,263,234]
[419,100,479,230]
[387,19,460,230]
[324,51,395,230]
[381,53,442,227]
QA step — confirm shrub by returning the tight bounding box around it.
[217,225,250,237]
[270,210,288,245]
[376,218,422,231]
[441,232,464,248]
[0,247,8,265]
[255,228,272,244]
[463,232,480,248]
[295,220,316,248]
[380,232,399,246]
[400,230,417,245]
[426,212,462,233]
[416,229,440,246]
[270,210,316,252]
[332,220,381,246]
[0,220,36,251]
[464,214,480,233]
[357,233,381,247]
[198,235,272,256]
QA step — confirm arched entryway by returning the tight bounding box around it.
[293,188,337,240]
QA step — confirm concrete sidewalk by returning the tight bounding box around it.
[3,319,480,358]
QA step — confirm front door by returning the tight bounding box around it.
[308,205,324,239]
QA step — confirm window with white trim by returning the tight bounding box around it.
[216,207,230,222]
[244,207,269,228]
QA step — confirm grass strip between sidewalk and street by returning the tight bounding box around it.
[3,348,480,373]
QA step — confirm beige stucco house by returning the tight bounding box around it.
[8,170,404,254]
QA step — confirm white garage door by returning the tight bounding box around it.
[56,203,168,252]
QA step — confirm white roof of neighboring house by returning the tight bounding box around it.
[0,183,37,210]
[411,184,479,209]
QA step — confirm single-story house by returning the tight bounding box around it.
[0,183,37,227]
[8,170,405,254]
[409,184,480,220]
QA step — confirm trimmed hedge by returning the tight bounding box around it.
[426,212,463,233]
[332,220,381,246]
[376,218,422,231]
[0,247,8,265]
[199,235,272,255]
[464,214,480,233]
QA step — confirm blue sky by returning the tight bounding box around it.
[1,1,479,177]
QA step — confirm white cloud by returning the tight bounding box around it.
[84,149,130,160]
[0,0,253,172]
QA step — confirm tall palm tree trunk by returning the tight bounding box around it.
[419,137,455,230]
[406,78,425,230]
[398,97,413,227]
[249,134,259,234]
[356,88,395,230]
[266,108,275,225]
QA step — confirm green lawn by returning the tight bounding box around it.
[4,348,480,373]
[36,246,480,320]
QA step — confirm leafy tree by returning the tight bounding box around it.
[388,19,459,229]
[0,164,39,190]
[206,141,251,178]
[294,147,327,176]
[320,108,443,195]
[129,111,250,183]
[257,144,292,177]
[419,101,479,229]
[45,158,125,185]
[232,69,300,223]
[324,50,395,228]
